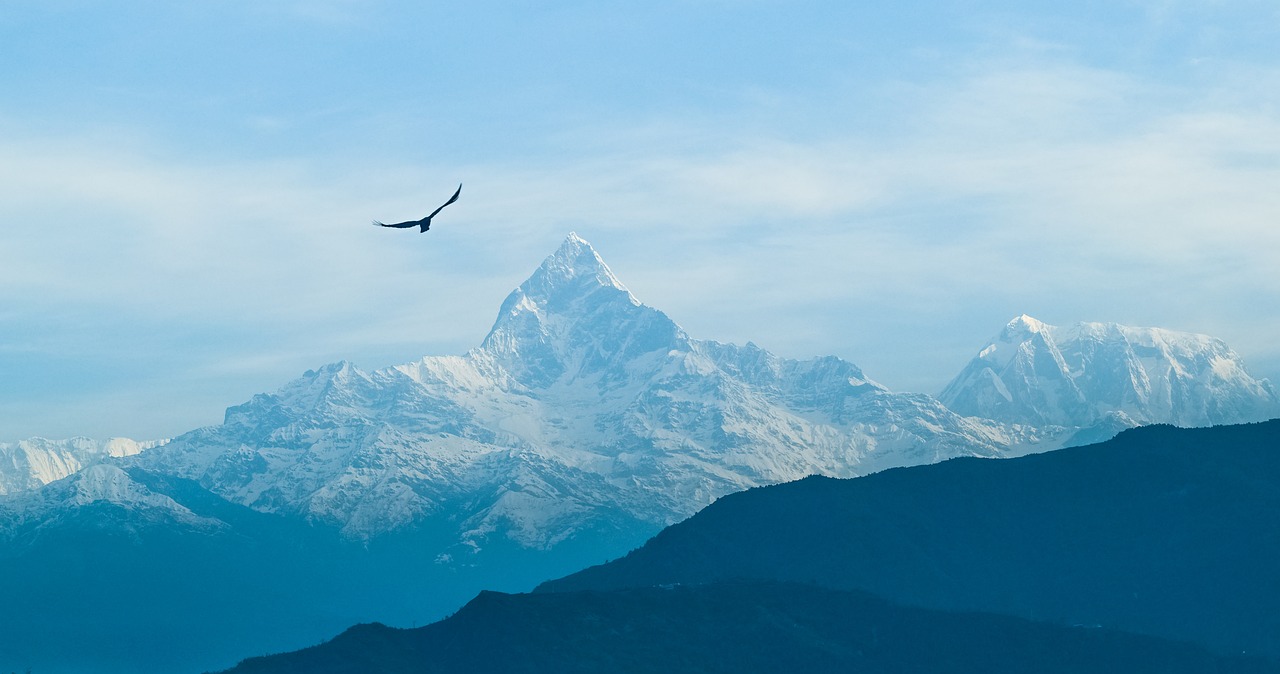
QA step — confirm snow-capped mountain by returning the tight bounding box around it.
[939,314,1280,429]
[126,234,1050,548]
[0,463,223,541]
[11,247,1275,555]
[0,436,162,496]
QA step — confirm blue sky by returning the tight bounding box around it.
[2,1,1279,441]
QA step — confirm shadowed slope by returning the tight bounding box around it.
[224,581,1276,674]
[542,420,1280,658]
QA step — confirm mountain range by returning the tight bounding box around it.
[116,233,1065,551]
[1,234,1277,673]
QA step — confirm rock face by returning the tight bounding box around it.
[127,233,1044,549]
[938,314,1280,429]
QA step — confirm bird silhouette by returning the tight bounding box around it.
[373,184,462,233]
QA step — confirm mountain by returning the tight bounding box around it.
[222,581,1276,674]
[0,436,161,496]
[0,463,223,536]
[126,233,1051,551]
[939,314,1280,428]
[0,234,1062,674]
[542,420,1280,660]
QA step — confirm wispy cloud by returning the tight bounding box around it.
[3,26,1280,438]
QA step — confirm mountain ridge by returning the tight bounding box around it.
[939,314,1279,428]
[223,580,1277,674]
[0,436,164,496]
[540,419,1280,659]
[103,234,1057,548]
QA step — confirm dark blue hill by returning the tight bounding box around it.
[542,420,1280,658]
[225,580,1275,674]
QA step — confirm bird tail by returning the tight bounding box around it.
[419,219,431,233]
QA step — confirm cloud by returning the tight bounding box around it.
[4,45,1280,438]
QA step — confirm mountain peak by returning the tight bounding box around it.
[533,233,629,297]
[483,235,639,341]
[1004,314,1049,336]
[479,234,683,387]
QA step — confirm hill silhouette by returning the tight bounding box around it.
[225,580,1276,674]
[543,420,1280,659]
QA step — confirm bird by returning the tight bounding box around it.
[373,183,462,233]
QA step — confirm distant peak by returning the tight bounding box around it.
[308,360,359,378]
[481,234,638,350]
[1005,314,1049,335]
[553,231,592,255]
[479,233,682,378]
[533,233,628,295]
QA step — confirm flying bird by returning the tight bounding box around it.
[373,183,462,233]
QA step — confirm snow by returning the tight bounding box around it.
[1008,314,1049,334]
[939,314,1280,428]
[0,462,223,538]
[0,436,167,496]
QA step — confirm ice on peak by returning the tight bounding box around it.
[309,360,357,377]
[535,233,629,295]
[1004,314,1049,335]
[298,361,376,391]
[103,437,151,458]
[475,234,688,389]
[481,234,657,353]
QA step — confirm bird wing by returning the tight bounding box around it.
[371,184,460,231]
[425,183,462,220]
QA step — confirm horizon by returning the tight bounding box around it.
[3,2,1279,441]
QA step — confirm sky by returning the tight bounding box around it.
[2,1,1279,441]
